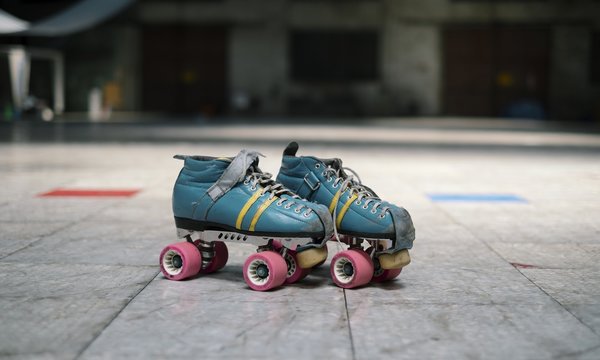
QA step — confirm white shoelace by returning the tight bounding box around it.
[243,170,313,215]
[323,164,389,247]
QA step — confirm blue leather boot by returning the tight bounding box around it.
[160,149,332,291]
[276,142,415,288]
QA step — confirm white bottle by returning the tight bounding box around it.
[88,87,102,122]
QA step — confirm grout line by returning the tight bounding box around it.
[512,267,600,338]
[0,176,163,261]
[0,222,74,261]
[2,176,169,359]
[74,272,160,359]
[435,204,600,339]
[0,199,122,260]
[343,289,357,360]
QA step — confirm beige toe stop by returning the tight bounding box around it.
[296,246,328,269]
[378,249,411,269]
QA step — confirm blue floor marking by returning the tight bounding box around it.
[428,193,527,203]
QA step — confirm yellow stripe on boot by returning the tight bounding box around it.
[235,189,263,230]
[336,194,358,228]
[328,189,343,213]
[249,196,278,231]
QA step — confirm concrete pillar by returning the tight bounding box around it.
[382,23,441,115]
[114,26,140,111]
[53,53,64,114]
[8,47,31,113]
[229,23,287,115]
[549,26,592,121]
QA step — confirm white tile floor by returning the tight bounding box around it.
[1,137,599,359]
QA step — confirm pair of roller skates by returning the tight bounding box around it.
[159,142,415,291]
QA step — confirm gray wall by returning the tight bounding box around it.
[133,0,600,120]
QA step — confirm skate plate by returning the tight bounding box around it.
[177,228,316,251]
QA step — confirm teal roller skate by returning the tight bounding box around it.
[159,149,333,291]
[276,142,415,289]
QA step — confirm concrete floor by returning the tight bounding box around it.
[1,124,600,359]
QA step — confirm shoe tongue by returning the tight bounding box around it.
[321,158,347,177]
[322,158,342,168]
[247,158,262,174]
[207,149,264,201]
[246,166,261,175]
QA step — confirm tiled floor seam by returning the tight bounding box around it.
[0,261,157,268]
[0,179,165,261]
[343,289,357,360]
[0,199,124,261]
[436,205,600,340]
[0,222,74,261]
[513,267,600,339]
[74,272,160,360]
[551,341,600,358]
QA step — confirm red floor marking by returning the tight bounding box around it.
[510,262,539,269]
[38,188,141,198]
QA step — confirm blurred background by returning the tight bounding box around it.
[1,3,600,358]
[1,0,599,124]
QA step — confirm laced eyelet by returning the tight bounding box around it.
[326,177,332,182]
[370,209,377,214]
[315,163,321,169]
[243,180,249,185]
[276,200,284,206]
[362,205,368,209]
[284,204,292,209]
[303,212,310,217]
[332,183,339,188]
[378,213,386,219]
[294,208,301,213]
[321,171,326,176]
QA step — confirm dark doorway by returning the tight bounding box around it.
[443,25,550,118]
[0,56,10,112]
[142,25,227,115]
[30,59,55,108]
[290,30,379,83]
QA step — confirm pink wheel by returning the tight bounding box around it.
[160,241,202,281]
[372,267,402,283]
[272,241,310,284]
[330,249,374,289]
[200,241,229,274]
[243,251,287,291]
[354,247,373,262]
